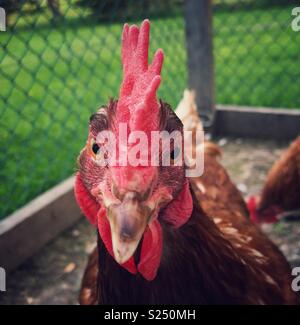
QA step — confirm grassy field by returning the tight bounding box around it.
[0,2,299,219]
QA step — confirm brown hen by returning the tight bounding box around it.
[77,21,299,305]
[248,136,300,224]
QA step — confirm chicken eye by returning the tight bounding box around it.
[92,142,100,155]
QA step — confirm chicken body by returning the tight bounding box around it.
[248,136,300,223]
[81,199,295,304]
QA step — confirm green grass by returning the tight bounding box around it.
[214,5,300,107]
[0,2,299,219]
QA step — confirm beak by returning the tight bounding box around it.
[107,192,153,264]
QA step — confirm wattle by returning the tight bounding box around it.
[75,173,193,281]
[98,206,162,281]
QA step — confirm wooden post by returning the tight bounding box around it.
[184,0,215,128]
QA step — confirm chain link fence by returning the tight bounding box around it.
[0,0,299,219]
[213,0,299,108]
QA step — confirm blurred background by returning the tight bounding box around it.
[0,0,299,304]
[1,0,299,220]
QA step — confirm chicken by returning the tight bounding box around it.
[176,89,222,160]
[248,136,300,224]
[176,89,203,133]
[176,90,249,219]
[75,20,299,304]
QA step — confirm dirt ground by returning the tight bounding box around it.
[0,137,299,305]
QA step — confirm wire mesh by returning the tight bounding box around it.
[0,0,186,219]
[213,0,300,108]
[0,0,299,219]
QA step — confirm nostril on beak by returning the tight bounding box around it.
[120,223,135,241]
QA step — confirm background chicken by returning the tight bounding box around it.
[176,90,249,219]
[76,20,299,305]
[248,136,300,224]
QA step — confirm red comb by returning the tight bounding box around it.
[116,19,164,132]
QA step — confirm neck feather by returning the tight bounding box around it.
[97,189,247,304]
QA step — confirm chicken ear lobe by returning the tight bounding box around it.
[163,180,193,228]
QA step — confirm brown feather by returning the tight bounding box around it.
[259,136,300,211]
[79,91,299,305]
[79,245,99,305]
[81,193,298,304]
